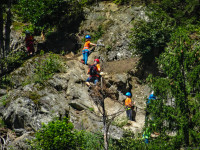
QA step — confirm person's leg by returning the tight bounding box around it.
[27,46,31,56]
[126,110,129,120]
[30,45,35,55]
[86,77,91,86]
[84,49,89,65]
[94,77,99,85]
[82,49,85,62]
[127,109,132,120]
[129,109,133,120]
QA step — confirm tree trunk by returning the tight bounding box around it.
[100,78,108,150]
[102,99,108,150]
[0,2,4,79]
[5,0,11,55]
[0,2,4,58]
[180,52,190,146]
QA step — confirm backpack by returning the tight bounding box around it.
[89,64,97,76]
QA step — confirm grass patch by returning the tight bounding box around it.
[0,95,10,107]
[112,117,128,128]
[91,25,104,43]
[23,51,64,85]
[12,21,25,31]
[89,107,94,112]
[0,117,5,128]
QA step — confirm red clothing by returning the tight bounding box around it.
[25,35,35,53]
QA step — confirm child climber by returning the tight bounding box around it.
[82,35,97,65]
[125,92,135,121]
[25,30,35,56]
[86,58,100,87]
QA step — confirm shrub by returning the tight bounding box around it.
[23,51,64,85]
[130,10,175,64]
[30,117,86,150]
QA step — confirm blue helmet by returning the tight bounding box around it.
[25,30,30,34]
[148,94,156,100]
[125,92,131,97]
[85,35,91,39]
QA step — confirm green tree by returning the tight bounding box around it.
[0,0,15,86]
[147,25,200,147]
[15,0,83,34]
[149,0,200,25]
[31,117,86,150]
[130,11,175,64]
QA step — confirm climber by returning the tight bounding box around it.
[145,92,160,136]
[147,91,156,104]
[142,127,151,144]
[25,30,36,56]
[86,58,101,87]
[146,91,156,121]
[124,92,135,121]
[94,58,101,74]
[82,35,97,65]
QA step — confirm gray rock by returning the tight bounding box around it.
[0,89,7,96]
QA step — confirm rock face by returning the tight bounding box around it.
[0,2,151,149]
[79,2,147,61]
[0,50,150,149]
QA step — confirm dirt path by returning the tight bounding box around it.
[102,57,139,74]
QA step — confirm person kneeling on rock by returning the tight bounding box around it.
[86,59,100,87]
[124,92,135,121]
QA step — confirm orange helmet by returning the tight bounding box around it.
[94,59,100,63]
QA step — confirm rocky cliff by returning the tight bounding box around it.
[0,2,151,149]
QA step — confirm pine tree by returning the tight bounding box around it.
[147,25,200,147]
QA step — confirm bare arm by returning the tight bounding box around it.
[90,42,97,46]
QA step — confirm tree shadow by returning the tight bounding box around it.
[38,13,85,54]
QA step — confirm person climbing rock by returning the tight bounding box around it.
[82,35,97,65]
[124,92,135,121]
[94,58,101,74]
[25,30,36,56]
[146,91,156,121]
[86,58,101,87]
[147,91,156,105]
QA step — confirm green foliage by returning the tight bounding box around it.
[113,0,129,5]
[0,117,5,128]
[0,95,9,107]
[0,50,26,88]
[23,24,35,35]
[109,131,145,149]
[34,52,63,83]
[30,117,86,150]
[110,131,184,149]
[23,51,64,85]
[0,50,27,69]
[112,117,128,128]
[0,75,14,88]
[130,10,175,63]
[82,132,104,150]
[28,92,41,107]
[12,21,25,31]
[15,0,83,33]
[91,25,104,43]
[79,0,95,6]
[146,25,200,146]
[88,107,94,112]
[149,0,200,25]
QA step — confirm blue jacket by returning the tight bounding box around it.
[147,94,156,104]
